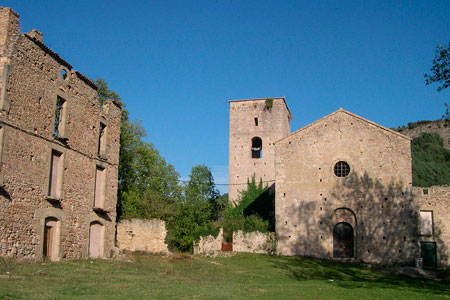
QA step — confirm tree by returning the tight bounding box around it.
[425,42,450,121]
[95,78,182,221]
[412,132,450,187]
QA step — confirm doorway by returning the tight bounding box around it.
[333,222,354,258]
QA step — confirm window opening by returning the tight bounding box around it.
[334,161,350,177]
[419,211,433,235]
[60,69,68,80]
[98,123,106,156]
[254,117,258,126]
[48,150,62,198]
[53,96,66,136]
[251,137,262,159]
[94,166,105,208]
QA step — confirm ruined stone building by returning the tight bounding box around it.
[229,98,449,268]
[0,7,121,261]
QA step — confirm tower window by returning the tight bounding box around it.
[254,117,258,126]
[251,137,262,159]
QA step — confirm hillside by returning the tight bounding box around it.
[394,120,450,150]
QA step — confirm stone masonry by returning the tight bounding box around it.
[230,98,449,268]
[116,219,169,254]
[413,186,450,267]
[0,7,121,261]
[228,98,291,202]
[275,109,415,264]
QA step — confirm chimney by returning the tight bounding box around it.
[27,29,43,43]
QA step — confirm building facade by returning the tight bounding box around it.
[0,7,121,261]
[229,99,449,268]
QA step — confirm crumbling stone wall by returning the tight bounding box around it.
[0,7,121,260]
[194,228,223,256]
[116,219,169,254]
[228,98,291,202]
[233,231,275,254]
[275,109,416,264]
[413,186,450,268]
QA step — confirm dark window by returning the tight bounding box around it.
[251,137,262,159]
[334,161,350,177]
[54,96,65,136]
[254,117,258,126]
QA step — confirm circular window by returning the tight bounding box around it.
[334,161,350,177]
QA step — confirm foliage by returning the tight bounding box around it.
[95,78,122,107]
[223,177,272,241]
[96,78,182,222]
[412,132,450,187]
[393,120,434,132]
[1,254,449,299]
[264,98,273,111]
[166,165,222,252]
[425,42,450,121]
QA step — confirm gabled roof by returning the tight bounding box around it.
[229,97,293,119]
[277,108,412,144]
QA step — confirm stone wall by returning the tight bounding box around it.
[116,219,169,254]
[413,186,450,268]
[228,98,291,202]
[233,231,275,254]
[275,109,416,264]
[194,228,223,256]
[0,7,121,261]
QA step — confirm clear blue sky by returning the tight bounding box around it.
[8,1,450,193]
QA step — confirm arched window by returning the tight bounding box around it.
[251,137,262,159]
[333,222,354,258]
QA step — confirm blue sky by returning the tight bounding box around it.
[8,1,450,193]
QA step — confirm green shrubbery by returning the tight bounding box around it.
[412,132,450,187]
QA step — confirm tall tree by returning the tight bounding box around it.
[95,78,182,221]
[425,42,450,120]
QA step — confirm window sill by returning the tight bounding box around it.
[45,196,62,204]
[54,135,69,143]
[93,207,110,214]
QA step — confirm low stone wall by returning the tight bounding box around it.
[194,228,223,256]
[233,231,275,254]
[116,219,169,254]
[413,186,450,268]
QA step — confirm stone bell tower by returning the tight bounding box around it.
[228,98,292,203]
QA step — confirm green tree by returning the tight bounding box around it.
[412,132,450,187]
[166,165,221,252]
[425,42,450,121]
[95,78,182,221]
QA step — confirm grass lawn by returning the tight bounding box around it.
[0,253,449,300]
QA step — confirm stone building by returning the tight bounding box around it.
[229,98,449,268]
[228,98,292,202]
[0,7,121,261]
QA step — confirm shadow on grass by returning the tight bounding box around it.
[272,255,450,296]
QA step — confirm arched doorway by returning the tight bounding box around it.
[333,222,354,258]
[89,221,104,258]
[43,217,59,261]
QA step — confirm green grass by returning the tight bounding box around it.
[0,253,449,299]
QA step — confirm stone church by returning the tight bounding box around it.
[0,7,121,261]
[229,97,449,268]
